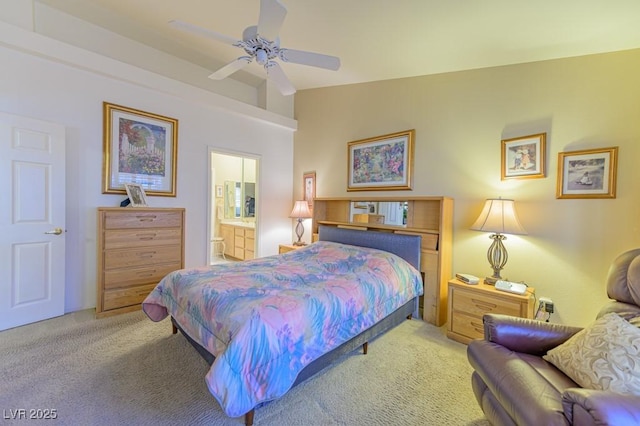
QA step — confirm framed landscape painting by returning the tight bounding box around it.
[501,133,546,180]
[347,129,414,191]
[556,147,618,199]
[103,102,178,197]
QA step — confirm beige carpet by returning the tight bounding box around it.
[0,309,489,425]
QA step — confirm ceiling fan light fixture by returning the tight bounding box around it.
[169,0,340,96]
[256,49,268,65]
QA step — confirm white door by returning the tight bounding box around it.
[0,112,66,331]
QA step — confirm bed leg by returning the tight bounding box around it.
[171,322,178,334]
[407,314,412,320]
[362,342,368,355]
[244,409,255,426]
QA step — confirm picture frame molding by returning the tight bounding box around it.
[124,183,149,207]
[556,146,618,199]
[501,132,546,180]
[102,102,178,197]
[347,129,415,191]
[303,171,316,210]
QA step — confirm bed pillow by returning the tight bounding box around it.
[543,312,640,395]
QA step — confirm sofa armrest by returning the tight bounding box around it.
[483,314,583,356]
[562,388,640,425]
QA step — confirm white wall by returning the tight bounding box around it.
[1,22,296,313]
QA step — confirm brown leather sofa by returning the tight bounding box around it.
[467,248,640,425]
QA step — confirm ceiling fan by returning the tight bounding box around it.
[169,0,341,96]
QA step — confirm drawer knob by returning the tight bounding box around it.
[136,233,157,240]
[137,215,157,222]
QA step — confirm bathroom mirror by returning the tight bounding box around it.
[224,181,241,219]
[244,182,255,217]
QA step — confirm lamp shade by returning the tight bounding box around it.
[289,200,312,219]
[470,198,527,235]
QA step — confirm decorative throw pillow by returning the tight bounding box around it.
[543,313,640,395]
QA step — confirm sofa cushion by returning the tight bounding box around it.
[543,313,640,395]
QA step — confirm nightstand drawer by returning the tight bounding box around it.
[451,311,485,341]
[453,288,521,317]
[447,279,535,345]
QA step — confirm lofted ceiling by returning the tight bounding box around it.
[36,0,640,93]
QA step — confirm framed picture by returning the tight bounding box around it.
[215,185,223,198]
[556,147,618,199]
[303,171,316,210]
[103,102,178,197]
[347,129,415,191]
[501,133,546,180]
[124,183,148,207]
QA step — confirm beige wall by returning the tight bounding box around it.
[293,48,640,326]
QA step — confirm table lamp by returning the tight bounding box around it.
[470,198,527,284]
[290,200,312,246]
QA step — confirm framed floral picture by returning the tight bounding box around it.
[103,102,178,196]
[501,133,546,180]
[347,129,414,191]
[556,147,618,199]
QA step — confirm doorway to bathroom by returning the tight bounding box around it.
[208,148,259,264]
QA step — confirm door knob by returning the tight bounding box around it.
[44,227,63,235]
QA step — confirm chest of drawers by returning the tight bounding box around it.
[446,278,535,344]
[96,207,185,317]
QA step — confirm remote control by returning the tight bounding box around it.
[495,280,527,295]
[456,273,480,284]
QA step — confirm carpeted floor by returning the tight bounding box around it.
[0,310,489,425]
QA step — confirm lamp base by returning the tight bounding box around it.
[484,276,499,285]
[293,241,307,246]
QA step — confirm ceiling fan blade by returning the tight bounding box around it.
[265,61,296,96]
[279,49,341,71]
[169,20,239,46]
[257,0,287,40]
[208,57,252,80]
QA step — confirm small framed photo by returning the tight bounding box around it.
[215,184,223,198]
[501,133,546,180]
[348,130,414,191]
[124,183,149,207]
[556,147,618,199]
[303,171,316,211]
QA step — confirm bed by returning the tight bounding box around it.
[142,225,423,425]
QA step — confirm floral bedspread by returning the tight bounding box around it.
[142,241,423,417]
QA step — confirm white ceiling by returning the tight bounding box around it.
[37,0,640,92]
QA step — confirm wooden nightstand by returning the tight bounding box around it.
[278,243,305,254]
[446,278,535,344]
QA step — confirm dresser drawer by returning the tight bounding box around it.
[104,262,181,289]
[103,211,182,229]
[104,228,182,250]
[453,288,521,317]
[103,283,157,311]
[104,245,182,269]
[451,311,485,341]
